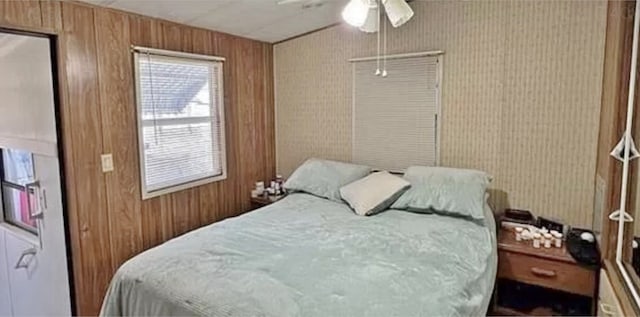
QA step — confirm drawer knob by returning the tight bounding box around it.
[530,267,557,277]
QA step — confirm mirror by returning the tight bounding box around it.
[611,0,640,307]
[624,89,640,301]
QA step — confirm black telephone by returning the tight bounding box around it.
[566,228,600,269]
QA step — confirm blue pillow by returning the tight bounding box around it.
[284,158,371,202]
[391,166,491,220]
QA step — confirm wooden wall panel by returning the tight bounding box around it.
[0,1,275,315]
[263,44,276,180]
[39,0,62,31]
[235,39,257,212]
[60,2,115,314]
[1,0,41,28]
[94,8,143,269]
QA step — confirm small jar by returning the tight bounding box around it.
[553,232,563,248]
[274,182,281,195]
[543,233,552,248]
[255,181,265,195]
[515,227,523,241]
[521,229,531,240]
[533,233,542,248]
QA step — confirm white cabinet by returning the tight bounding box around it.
[0,231,14,316]
[0,155,72,317]
[5,230,71,316]
[598,269,624,317]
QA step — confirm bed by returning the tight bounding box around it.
[100,192,497,317]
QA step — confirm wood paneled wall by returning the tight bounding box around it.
[0,1,275,315]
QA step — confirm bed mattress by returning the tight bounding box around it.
[100,193,497,317]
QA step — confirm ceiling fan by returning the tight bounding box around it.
[277,0,414,78]
[277,0,414,31]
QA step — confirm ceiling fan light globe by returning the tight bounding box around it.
[358,7,379,32]
[382,0,414,27]
[363,0,378,8]
[342,0,369,27]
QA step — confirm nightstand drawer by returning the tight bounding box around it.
[498,250,596,297]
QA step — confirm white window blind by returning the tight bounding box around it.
[133,49,226,199]
[352,54,441,171]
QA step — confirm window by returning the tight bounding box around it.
[0,148,37,234]
[351,54,442,171]
[133,48,227,199]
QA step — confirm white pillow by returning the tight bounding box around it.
[340,171,411,216]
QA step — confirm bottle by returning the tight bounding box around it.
[533,233,542,248]
[553,232,563,248]
[276,175,285,194]
[515,227,523,241]
[274,182,281,196]
[543,233,552,248]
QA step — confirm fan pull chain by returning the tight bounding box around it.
[382,8,388,78]
[375,0,381,76]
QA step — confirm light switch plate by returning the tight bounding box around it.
[101,154,114,172]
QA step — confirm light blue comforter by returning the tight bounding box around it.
[101,193,497,317]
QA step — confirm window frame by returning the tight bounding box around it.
[350,52,443,172]
[133,47,227,200]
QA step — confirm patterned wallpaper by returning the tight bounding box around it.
[274,1,607,227]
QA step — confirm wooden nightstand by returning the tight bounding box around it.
[250,194,286,209]
[493,228,597,316]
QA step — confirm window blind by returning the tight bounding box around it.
[352,55,441,171]
[134,51,226,198]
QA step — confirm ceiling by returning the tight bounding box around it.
[82,0,346,43]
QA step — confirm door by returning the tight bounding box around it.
[0,31,72,316]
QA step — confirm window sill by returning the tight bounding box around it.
[142,173,227,200]
[0,222,38,247]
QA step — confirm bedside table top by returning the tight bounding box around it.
[250,194,286,205]
[498,228,577,264]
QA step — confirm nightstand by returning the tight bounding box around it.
[493,228,597,316]
[250,194,286,209]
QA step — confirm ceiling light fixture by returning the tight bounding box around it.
[341,0,413,29]
[341,0,370,28]
[382,0,414,28]
[358,1,379,33]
